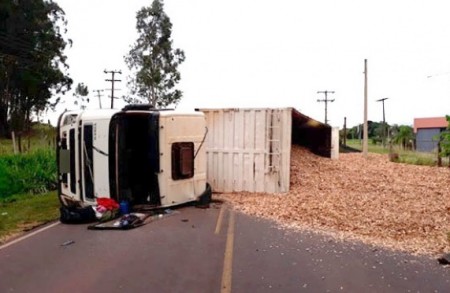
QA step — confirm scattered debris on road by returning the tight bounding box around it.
[60,240,75,247]
[219,145,450,255]
[438,253,450,265]
[87,209,179,230]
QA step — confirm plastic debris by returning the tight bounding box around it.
[61,240,75,247]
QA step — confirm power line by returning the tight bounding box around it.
[104,69,121,109]
[317,90,335,125]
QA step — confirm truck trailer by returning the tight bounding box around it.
[56,105,211,217]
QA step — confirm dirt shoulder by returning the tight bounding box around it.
[219,145,450,256]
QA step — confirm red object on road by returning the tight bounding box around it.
[96,197,119,210]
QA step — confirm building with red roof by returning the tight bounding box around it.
[413,117,448,152]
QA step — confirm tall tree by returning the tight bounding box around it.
[73,82,89,110]
[0,0,72,139]
[124,0,185,108]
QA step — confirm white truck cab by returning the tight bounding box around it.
[57,105,210,211]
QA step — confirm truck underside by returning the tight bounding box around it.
[109,112,161,207]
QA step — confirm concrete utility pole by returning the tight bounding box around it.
[363,59,368,157]
[376,97,388,147]
[343,117,347,146]
[317,90,335,125]
[93,89,104,109]
[104,69,122,109]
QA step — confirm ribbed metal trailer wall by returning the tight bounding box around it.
[199,108,292,193]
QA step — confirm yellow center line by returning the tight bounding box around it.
[214,203,226,235]
[221,210,235,293]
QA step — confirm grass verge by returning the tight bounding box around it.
[0,191,59,244]
[345,139,449,166]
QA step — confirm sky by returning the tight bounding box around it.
[49,0,450,128]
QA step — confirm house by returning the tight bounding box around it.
[413,117,448,152]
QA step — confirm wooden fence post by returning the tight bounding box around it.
[11,131,18,154]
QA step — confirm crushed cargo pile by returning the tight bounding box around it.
[219,145,450,255]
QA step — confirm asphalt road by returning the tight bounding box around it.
[0,202,449,292]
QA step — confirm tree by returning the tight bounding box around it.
[0,0,72,139]
[124,0,185,108]
[392,125,414,149]
[440,115,450,157]
[73,82,89,110]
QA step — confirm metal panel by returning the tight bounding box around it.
[416,128,441,152]
[200,108,292,193]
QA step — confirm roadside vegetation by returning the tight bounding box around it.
[0,124,57,198]
[342,118,450,167]
[0,148,56,198]
[0,124,59,244]
[346,139,448,166]
[0,191,59,243]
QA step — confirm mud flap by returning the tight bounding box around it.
[196,183,212,208]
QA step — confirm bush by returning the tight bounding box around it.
[397,153,436,166]
[0,148,56,198]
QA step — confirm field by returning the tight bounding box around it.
[345,139,449,166]
[0,123,55,155]
[220,145,450,256]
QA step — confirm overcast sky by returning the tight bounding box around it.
[51,0,450,128]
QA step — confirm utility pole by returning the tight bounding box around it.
[376,97,388,147]
[343,117,347,147]
[93,89,104,109]
[104,69,122,109]
[317,90,335,125]
[363,59,368,157]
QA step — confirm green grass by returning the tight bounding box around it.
[395,151,438,166]
[0,191,59,243]
[0,124,60,243]
[0,148,57,198]
[345,139,449,166]
[346,139,389,154]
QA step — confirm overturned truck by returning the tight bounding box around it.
[56,105,211,218]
